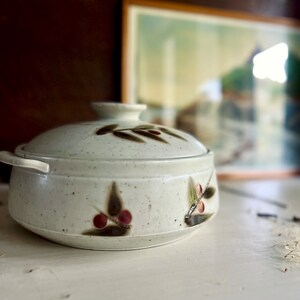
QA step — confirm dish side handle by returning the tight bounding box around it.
[0,151,49,174]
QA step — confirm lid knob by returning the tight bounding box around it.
[91,102,147,120]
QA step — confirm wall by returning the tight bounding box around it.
[0,0,299,180]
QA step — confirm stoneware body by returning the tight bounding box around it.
[0,103,219,250]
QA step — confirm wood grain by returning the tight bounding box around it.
[0,0,122,152]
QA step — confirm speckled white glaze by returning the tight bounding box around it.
[2,103,219,250]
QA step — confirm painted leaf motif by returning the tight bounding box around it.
[113,131,145,143]
[159,127,187,141]
[185,213,213,227]
[96,124,118,135]
[82,226,128,236]
[133,129,168,144]
[134,124,155,130]
[108,182,122,216]
[188,177,197,205]
[148,130,161,135]
[203,187,216,199]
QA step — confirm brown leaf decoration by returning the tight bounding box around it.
[96,124,118,135]
[113,131,145,143]
[203,187,216,199]
[107,182,123,216]
[159,127,187,141]
[185,214,213,227]
[82,226,128,236]
[133,130,168,144]
[134,124,155,130]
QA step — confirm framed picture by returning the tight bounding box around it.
[122,0,300,178]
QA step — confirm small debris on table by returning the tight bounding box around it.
[24,266,59,280]
[257,213,300,224]
[257,212,278,218]
[292,216,300,223]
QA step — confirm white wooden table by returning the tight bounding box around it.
[1,178,300,300]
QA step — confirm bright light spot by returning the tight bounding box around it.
[198,79,222,102]
[253,43,288,83]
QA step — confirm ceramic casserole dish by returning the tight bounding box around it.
[0,103,219,250]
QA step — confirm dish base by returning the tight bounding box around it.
[15,219,202,250]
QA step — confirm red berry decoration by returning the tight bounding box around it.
[196,183,203,198]
[118,210,132,225]
[93,213,108,228]
[197,201,205,214]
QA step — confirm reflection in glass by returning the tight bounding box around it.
[128,6,300,173]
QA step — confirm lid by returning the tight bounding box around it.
[19,103,208,160]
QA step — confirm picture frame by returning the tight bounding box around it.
[122,0,300,178]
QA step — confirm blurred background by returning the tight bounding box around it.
[126,1,300,176]
[0,0,300,182]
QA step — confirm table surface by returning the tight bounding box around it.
[1,178,300,300]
